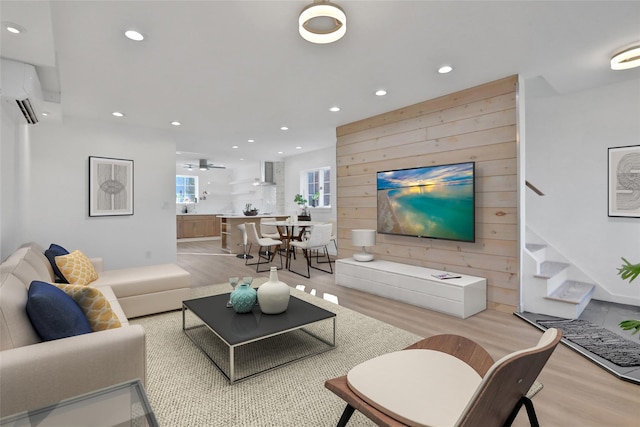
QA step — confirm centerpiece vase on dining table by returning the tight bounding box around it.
[257,267,290,314]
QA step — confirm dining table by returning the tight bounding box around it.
[261,220,326,269]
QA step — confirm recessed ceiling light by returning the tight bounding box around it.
[438,65,453,74]
[248,139,255,143]
[329,106,341,112]
[296,146,302,150]
[232,145,239,149]
[3,22,25,34]
[41,112,49,116]
[124,30,144,41]
[375,89,387,96]
[112,112,125,117]
[280,126,289,131]
[240,158,245,161]
[277,151,284,154]
[170,121,181,126]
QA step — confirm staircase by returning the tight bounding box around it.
[523,230,596,319]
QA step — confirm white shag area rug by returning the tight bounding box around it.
[131,283,421,426]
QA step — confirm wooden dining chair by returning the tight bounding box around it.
[325,329,562,427]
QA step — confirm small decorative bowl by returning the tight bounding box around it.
[243,209,259,216]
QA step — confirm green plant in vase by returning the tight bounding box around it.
[294,194,308,215]
[617,257,640,338]
[310,191,320,207]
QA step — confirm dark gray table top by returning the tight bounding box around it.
[183,293,336,346]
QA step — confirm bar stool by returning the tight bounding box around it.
[236,223,253,259]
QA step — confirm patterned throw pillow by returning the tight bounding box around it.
[54,250,99,286]
[55,283,122,331]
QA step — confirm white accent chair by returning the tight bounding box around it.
[288,223,333,278]
[244,222,283,272]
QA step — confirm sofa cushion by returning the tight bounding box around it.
[0,247,52,286]
[0,273,41,350]
[55,250,99,286]
[92,263,191,297]
[55,283,122,331]
[45,243,70,282]
[26,281,92,341]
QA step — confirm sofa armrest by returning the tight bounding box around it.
[89,257,104,273]
[0,325,146,417]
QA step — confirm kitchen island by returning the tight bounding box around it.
[177,214,220,239]
[218,214,288,254]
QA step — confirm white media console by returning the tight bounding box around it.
[335,258,486,319]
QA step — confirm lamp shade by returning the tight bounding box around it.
[352,229,376,247]
[352,229,376,262]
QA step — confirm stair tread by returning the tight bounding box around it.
[545,280,595,304]
[535,261,569,278]
[526,243,546,252]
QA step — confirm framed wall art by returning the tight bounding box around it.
[608,145,640,218]
[89,156,134,217]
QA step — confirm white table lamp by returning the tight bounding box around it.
[352,229,376,262]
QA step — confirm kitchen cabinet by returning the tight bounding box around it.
[177,215,220,239]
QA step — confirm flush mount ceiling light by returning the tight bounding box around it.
[611,45,640,70]
[299,0,346,44]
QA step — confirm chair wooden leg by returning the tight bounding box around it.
[336,404,356,427]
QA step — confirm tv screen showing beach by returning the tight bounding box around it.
[377,162,475,242]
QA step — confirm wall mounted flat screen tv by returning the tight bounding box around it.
[377,162,475,242]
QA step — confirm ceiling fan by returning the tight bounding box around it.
[184,159,226,171]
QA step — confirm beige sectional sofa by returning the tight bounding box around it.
[0,242,191,417]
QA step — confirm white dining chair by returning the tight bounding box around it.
[244,222,283,272]
[288,223,333,278]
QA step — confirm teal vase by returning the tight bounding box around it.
[230,283,257,313]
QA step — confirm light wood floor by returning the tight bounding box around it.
[177,239,639,427]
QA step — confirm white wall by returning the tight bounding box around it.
[284,146,337,224]
[525,77,640,305]
[174,166,234,214]
[0,100,23,259]
[2,116,178,269]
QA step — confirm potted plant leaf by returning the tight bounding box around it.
[617,257,640,338]
[310,191,320,207]
[294,194,308,216]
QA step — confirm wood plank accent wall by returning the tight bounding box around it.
[336,76,519,313]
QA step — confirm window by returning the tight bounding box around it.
[176,175,198,203]
[301,167,331,208]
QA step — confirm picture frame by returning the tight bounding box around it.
[608,145,640,218]
[89,156,134,217]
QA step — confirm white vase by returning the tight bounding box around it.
[257,267,290,314]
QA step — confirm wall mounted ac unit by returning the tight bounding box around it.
[1,58,43,124]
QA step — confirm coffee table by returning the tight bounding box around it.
[182,293,336,383]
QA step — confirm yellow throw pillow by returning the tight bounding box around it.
[55,283,122,331]
[55,250,99,286]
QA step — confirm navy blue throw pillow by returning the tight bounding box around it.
[44,243,69,283]
[26,281,92,341]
